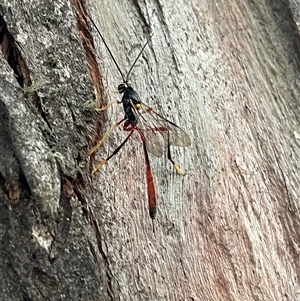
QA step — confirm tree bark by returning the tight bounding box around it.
[1,0,300,300]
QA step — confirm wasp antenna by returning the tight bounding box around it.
[88,14,126,83]
[125,33,153,83]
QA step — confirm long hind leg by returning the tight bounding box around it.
[91,130,134,174]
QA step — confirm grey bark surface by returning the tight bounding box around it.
[0,0,300,301]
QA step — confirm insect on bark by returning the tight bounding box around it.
[87,14,191,221]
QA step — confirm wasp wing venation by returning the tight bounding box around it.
[143,129,165,157]
[135,114,165,158]
[155,119,191,147]
[139,103,191,147]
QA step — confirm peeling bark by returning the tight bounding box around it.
[0,0,300,300]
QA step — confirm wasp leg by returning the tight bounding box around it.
[95,99,121,111]
[91,131,134,174]
[89,118,126,155]
[166,131,186,175]
[143,125,187,175]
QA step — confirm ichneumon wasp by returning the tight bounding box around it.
[88,14,191,220]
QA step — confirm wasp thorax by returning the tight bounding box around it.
[118,83,129,94]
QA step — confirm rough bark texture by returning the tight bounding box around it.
[1,0,300,300]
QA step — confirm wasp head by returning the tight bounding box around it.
[118,83,132,94]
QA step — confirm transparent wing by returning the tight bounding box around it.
[135,107,166,157]
[134,102,191,157]
[143,129,165,157]
[154,118,191,146]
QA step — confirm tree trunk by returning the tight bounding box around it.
[1,0,300,300]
